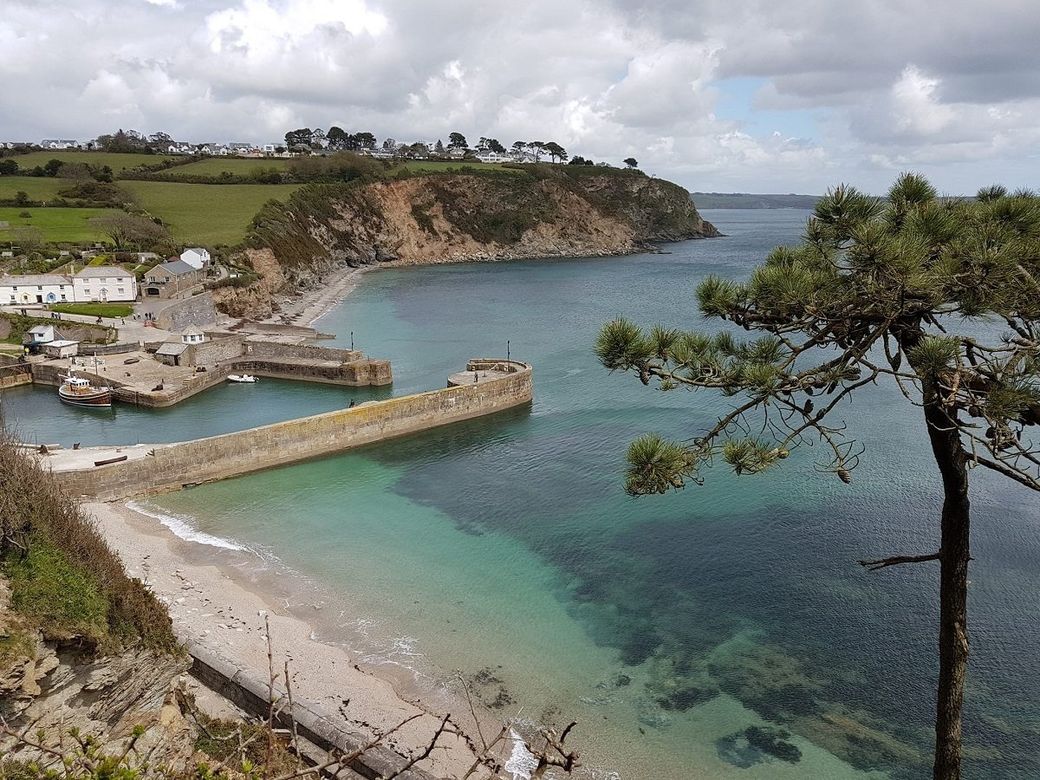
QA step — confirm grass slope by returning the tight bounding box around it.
[8,151,174,172]
[0,206,121,243]
[164,157,291,177]
[390,160,522,175]
[50,302,133,318]
[0,176,70,202]
[120,181,301,244]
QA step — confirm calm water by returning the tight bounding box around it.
[7,210,1039,778]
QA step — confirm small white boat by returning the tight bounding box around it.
[58,373,114,408]
[227,374,258,384]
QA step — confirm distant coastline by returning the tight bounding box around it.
[691,192,819,209]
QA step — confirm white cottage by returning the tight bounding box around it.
[72,266,138,302]
[180,326,205,345]
[0,274,73,305]
[179,248,211,270]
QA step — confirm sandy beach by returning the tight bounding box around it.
[265,264,376,328]
[85,500,509,779]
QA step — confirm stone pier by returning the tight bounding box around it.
[48,359,532,500]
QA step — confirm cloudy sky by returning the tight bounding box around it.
[3,0,1038,194]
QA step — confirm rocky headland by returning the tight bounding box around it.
[214,166,718,319]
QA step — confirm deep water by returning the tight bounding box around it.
[7,210,1039,778]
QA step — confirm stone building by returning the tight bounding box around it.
[143,260,203,299]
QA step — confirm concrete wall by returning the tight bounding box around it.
[156,293,217,331]
[54,360,531,500]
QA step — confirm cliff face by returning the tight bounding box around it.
[224,168,717,316]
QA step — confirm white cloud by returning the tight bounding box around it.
[0,0,1037,192]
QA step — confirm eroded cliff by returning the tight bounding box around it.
[218,166,718,317]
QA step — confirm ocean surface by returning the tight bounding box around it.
[6,210,1039,778]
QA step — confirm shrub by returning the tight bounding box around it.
[0,434,177,654]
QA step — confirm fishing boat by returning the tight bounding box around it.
[58,373,113,408]
[227,374,258,384]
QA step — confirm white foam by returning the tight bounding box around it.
[127,500,248,552]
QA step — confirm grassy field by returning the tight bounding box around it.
[50,302,133,318]
[7,151,174,172]
[164,157,291,177]
[0,176,70,202]
[0,207,120,243]
[390,160,522,175]
[120,181,301,244]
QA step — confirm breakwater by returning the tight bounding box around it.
[50,359,531,500]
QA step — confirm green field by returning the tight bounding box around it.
[50,302,133,318]
[390,160,522,175]
[0,207,120,243]
[120,181,301,244]
[0,177,70,202]
[164,157,291,177]
[7,151,174,172]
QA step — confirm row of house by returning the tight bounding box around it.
[0,248,212,305]
[167,142,287,157]
[0,267,138,305]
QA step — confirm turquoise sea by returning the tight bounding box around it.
[5,210,1039,778]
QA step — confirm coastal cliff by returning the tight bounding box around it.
[216,166,718,318]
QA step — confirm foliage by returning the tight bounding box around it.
[597,173,1040,777]
[0,435,177,654]
[88,213,172,252]
[56,181,135,209]
[285,152,385,183]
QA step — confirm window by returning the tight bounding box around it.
[37,286,42,291]
[118,288,125,294]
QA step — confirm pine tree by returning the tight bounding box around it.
[596,174,1040,779]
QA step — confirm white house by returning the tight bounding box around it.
[40,139,79,150]
[475,152,512,163]
[0,274,74,305]
[25,325,55,344]
[179,248,210,269]
[180,326,205,345]
[72,266,138,302]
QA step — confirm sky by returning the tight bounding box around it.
[2,0,1038,194]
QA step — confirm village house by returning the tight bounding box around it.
[142,260,203,299]
[72,266,138,303]
[166,143,195,155]
[179,247,211,270]
[0,274,73,305]
[24,324,55,345]
[40,139,80,150]
[475,151,512,163]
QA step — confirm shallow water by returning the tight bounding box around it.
[8,210,1040,778]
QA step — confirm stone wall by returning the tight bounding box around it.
[242,340,363,363]
[156,293,217,331]
[53,360,532,500]
[0,354,31,388]
[192,335,245,366]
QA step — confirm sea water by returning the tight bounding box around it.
[8,211,1040,778]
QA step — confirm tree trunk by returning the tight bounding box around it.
[922,382,971,780]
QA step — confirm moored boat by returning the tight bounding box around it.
[227,374,258,383]
[58,373,113,408]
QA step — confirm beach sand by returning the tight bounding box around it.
[85,500,509,779]
[264,265,375,328]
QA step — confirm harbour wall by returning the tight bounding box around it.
[52,359,532,500]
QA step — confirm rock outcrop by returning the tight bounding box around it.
[226,167,718,318]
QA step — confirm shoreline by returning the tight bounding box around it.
[85,499,509,778]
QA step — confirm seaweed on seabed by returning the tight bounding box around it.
[716,725,802,768]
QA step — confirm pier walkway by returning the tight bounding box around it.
[47,358,532,500]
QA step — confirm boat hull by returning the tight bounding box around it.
[58,389,113,408]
